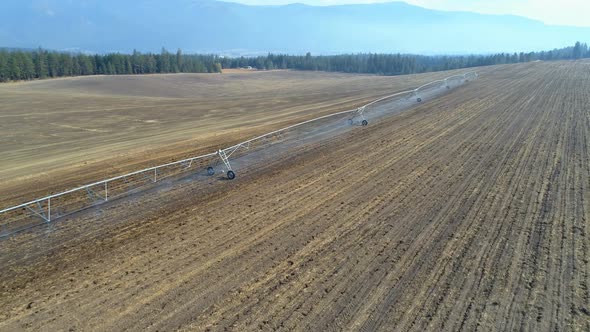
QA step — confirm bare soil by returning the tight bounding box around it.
[0,69,464,207]
[0,61,589,331]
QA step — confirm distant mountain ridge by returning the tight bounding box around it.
[1,0,588,55]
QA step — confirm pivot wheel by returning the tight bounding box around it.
[446,85,451,89]
[348,118,354,125]
[207,166,215,176]
[417,97,422,102]
[227,170,236,180]
[361,119,368,126]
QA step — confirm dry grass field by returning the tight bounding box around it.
[1,61,589,331]
[0,69,463,207]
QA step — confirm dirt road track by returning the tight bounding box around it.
[0,61,589,331]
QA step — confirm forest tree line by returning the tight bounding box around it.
[0,48,222,82]
[221,42,590,74]
[0,42,588,82]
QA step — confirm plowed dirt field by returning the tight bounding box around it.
[1,61,589,331]
[0,69,465,207]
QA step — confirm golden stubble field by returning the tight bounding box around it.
[0,69,469,207]
[0,61,589,331]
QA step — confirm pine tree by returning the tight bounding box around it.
[34,48,49,79]
[158,47,170,73]
[176,49,183,72]
[8,53,22,80]
[78,56,94,75]
[47,52,59,77]
[0,51,8,81]
[573,41,583,59]
[145,54,157,73]
[59,53,73,77]
[72,57,81,76]
[21,52,35,79]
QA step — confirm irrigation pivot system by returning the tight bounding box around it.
[0,71,477,237]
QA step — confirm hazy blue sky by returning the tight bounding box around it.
[227,0,590,27]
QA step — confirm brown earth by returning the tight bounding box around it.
[0,69,468,208]
[0,61,589,331]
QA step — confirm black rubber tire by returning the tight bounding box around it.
[417,97,422,102]
[348,119,354,125]
[361,119,368,126]
[227,170,236,180]
[207,166,215,176]
[446,86,451,89]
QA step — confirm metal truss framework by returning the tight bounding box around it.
[0,71,477,236]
